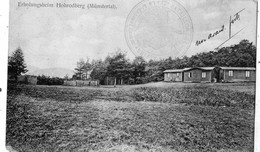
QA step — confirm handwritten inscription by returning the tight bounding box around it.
[196,25,225,46]
[196,9,244,46]
[231,12,241,24]
[208,25,225,39]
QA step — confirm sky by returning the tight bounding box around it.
[8,0,257,70]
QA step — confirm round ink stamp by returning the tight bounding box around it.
[125,0,193,59]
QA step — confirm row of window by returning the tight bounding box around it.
[168,72,204,78]
[188,72,206,78]
[167,71,251,78]
[228,70,250,77]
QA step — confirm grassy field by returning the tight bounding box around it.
[6,82,255,152]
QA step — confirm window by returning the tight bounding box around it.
[246,71,250,77]
[188,72,192,78]
[202,72,206,78]
[228,71,233,77]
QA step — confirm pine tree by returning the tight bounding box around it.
[74,59,85,80]
[8,47,28,80]
[74,58,92,80]
[106,52,133,86]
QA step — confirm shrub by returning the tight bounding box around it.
[37,75,64,85]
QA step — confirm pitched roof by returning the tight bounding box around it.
[200,67,215,70]
[164,69,184,73]
[164,67,210,73]
[183,68,192,71]
[220,67,256,70]
[164,67,256,73]
[182,67,215,71]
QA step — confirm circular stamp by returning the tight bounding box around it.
[125,0,193,59]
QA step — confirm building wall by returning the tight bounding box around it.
[202,71,212,82]
[222,70,256,82]
[64,80,99,86]
[183,69,212,82]
[164,72,183,82]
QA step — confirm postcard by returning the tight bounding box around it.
[4,0,258,151]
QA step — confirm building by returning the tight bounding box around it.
[164,67,215,82]
[164,69,184,82]
[183,67,216,83]
[220,67,256,82]
[63,80,99,86]
[164,68,191,82]
[164,67,256,83]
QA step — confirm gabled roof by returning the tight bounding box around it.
[220,67,256,70]
[183,68,192,71]
[164,66,256,73]
[200,67,215,70]
[164,69,183,73]
[183,67,216,71]
[164,67,211,73]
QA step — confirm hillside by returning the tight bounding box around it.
[26,66,74,78]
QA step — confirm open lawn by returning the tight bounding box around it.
[6,82,255,152]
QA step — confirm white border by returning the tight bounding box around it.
[254,1,260,152]
[0,0,9,151]
[0,0,259,152]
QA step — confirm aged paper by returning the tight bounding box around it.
[3,0,259,151]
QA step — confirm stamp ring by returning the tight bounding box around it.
[125,0,194,59]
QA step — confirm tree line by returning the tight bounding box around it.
[8,39,256,85]
[73,39,256,85]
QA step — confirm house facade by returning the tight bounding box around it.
[164,67,256,83]
[220,67,256,82]
[164,69,184,82]
[183,67,215,83]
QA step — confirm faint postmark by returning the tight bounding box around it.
[125,0,193,59]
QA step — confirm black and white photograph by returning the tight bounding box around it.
[3,0,259,151]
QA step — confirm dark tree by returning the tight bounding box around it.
[74,58,92,80]
[90,59,107,84]
[132,56,146,84]
[74,59,85,80]
[8,47,28,80]
[106,52,133,86]
[145,60,162,82]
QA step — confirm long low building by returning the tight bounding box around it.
[220,67,256,82]
[164,67,256,83]
[163,69,185,82]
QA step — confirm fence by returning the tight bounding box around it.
[63,80,100,87]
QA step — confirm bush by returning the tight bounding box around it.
[37,75,64,85]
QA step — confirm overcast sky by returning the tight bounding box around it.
[9,0,257,69]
